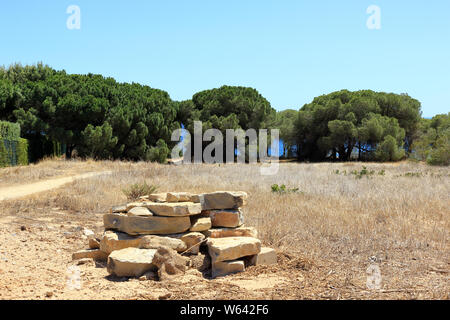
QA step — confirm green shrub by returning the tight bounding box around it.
[271,184,300,194]
[122,182,159,200]
[17,138,29,166]
[0,140,8,167]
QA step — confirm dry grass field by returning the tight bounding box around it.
[0,159,448,300]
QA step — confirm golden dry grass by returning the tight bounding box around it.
[0,159,449,299]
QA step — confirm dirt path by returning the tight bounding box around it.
[0,171,112,201]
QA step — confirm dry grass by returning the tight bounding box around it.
[0,159,449,299]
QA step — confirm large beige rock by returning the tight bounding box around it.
[199,191,247,210]
[180,232,205,255]
[127,207,153,217]
[139,235,187,253]
[99,230,144,254]
[248,247,277,266]
[205,209,244,228]
[147,193,168,203]
[190,216,212,232]
[110,205,127,214]
[145,202,202,217]
[103,214,191,236]
[107,248,157,277]
[212,260,245,278]
[204,226,258,238]
[166,192,192,202]
[152,247,190,281]
[72,249,108,261]
[207,237,261,263]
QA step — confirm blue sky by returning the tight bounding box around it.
[0,1,449,117]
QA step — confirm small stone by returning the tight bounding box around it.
[139,235,187,253]
[107,248,158,277]
[158,292,172,300]
[20,226,27,231]
[205,209,244,228]
[166,192,192,202]
[127,207,153,217]
[45,291,53,298]
[110,205,127,214]
[207,237,261,263]
[190,216,212,232]
[148,193,168,203]
[204,227,258,238]
[72,249,108,261]
[82,228,95,238]
[247,247,277,266]
[88,238,100,249]
[76,258,94,266]
[199,191,247,210]
[212,260,245,278]
[180,232,206,255]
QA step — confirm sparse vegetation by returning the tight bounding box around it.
[122,181,158,200]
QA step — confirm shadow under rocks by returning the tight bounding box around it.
[104,274,130,282]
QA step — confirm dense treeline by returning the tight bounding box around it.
[0,63,448,165]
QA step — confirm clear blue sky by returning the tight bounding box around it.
[0,1,449,117]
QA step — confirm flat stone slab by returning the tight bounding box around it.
[72,249,108,261]
[103,213,191,235]
[207,237,261,263]
[190,216,212,232]
[127,207,153,217]
[204,209,244,228]
[204,227,258,238]
[110,205,127,214]
[166,192,193,202]
[199,191,247,210]
[147,193,168,203]
[99,230,145,254]
[107,248,157,277]
[139,235,187,253]
[146,202,202,217]
[248,247,277,266]
[212,260,245,278]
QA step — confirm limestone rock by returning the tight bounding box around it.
[145,202,202,217]
[207,237,261,263]
[199,191,247,210]
[88,238,100,249]
[190,216,212,232]
[147,193,167,203]
[72,249,108,261]
[212,260,245,278]
[107,247,158,277]
[247,247,277,266]
[127,207,153,217]
[204,226,257,239]
[139,235,187,253]
[126,202,145,212]
[166,192,192,202]
[103,213,191,235]
[152,247,190,281]
[180,232,205,255]
[205,209,244,228]
[110,205,127,214]
[99,230,146,254]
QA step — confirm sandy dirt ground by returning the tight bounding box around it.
[0,163,448,300]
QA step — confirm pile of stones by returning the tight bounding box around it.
[72,191,277,280]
